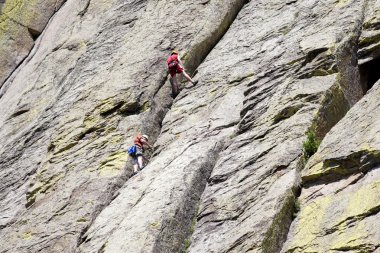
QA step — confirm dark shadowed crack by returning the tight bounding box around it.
[0,0,254,252]
[152,141,227,253]
[78,0,90,17]
[282,2,376,251]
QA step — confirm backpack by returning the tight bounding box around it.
[168,61,178,69]
[167,55,179,69]
[128,145,137,155]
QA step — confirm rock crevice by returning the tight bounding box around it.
[1,1,380,253]
[0,0,248,252]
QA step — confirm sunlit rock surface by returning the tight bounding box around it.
[0,0,66,86]
[0,0,380,253]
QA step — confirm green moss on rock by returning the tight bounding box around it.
[77,217,88,223]
[303,149,380,184]
[261,192,296,253]
[285,196,332,252]
[312,81,350,140]
[98,151,129,177]
[359,33,380,47]
[26,173,64,207]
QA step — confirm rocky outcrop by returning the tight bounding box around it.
[187,1,367,252]
[282,1,380,252]
[359,0,380,93]
[0,0,247,252]
[0,0,66,86]
[359,0,380,65]
[282,80,380,253]
[0,0,380,253]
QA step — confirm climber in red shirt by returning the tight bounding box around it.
[166,50,197,97]
[130,134,152,174]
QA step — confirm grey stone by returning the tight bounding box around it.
[188,0,368,252]
[282,80,380,253]
[0,0,247,252]
[0,0,66,86]
[0,0,380,253]
[282,1,380,251]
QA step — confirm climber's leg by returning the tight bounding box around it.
[181,70,197,85]
[170,75,179,96]
[137,155,144,169]
[131,156,139,174]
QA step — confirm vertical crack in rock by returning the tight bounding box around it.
[1,0,380,253]
[283,82,380,253]
[144,0,249,155]
[151,141,226,253]
[282,1,380,252]
[75,1,249,252]
[359,57,380,92]
[187,1,371,253]
[0,0,248,252]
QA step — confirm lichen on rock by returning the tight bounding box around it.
[1,0,380,253]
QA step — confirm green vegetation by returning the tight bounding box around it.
[261,193,295,253]
[182,207,199,253]
[303,130,321,160]
[182,239,191,253]
[77,217,87,223]
[293,199,301,218]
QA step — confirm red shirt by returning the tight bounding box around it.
[167,54,178,66]
[134,134,144,147]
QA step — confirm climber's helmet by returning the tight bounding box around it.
[142,135,149,141]
[171,50,178,55]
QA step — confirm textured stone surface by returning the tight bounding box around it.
[282,80,380,253]
[1,0,380,253]
[0,0,65,86]
[187,1,368,252]
[0,0,246,252]
[77,62,246,251]
[359,0,380,65]
[359,0,380,94]
[282,3,380,249]
[282,2,380,252]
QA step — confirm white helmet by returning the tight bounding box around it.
[142,134,149,141]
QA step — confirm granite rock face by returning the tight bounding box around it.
[0,0,246,252]
[0,0,380,253]
[282,1,380,252]
[282,80,380,253]
[0,0,66,86]
[187,1,367,252]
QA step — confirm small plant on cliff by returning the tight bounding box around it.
[182,239,191,253]
[303,130,321,160]
[293,199,301,218]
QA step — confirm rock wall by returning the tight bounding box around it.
[0,0,246,252]
[282,1,380,252]
[0,0,66,86]
[282,81,380,253]
[0,0,380,253]
[188,0,366,252]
